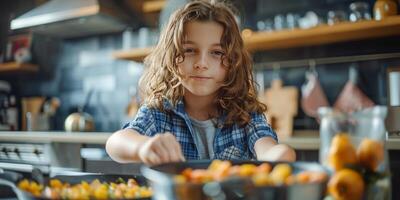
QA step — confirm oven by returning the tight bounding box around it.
[0,142,82,175]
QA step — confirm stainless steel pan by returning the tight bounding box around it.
[0,170,151,200]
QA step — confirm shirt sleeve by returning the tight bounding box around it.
[246,112,278,156]
[122,105,159,136]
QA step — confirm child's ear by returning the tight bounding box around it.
[176,55,184,64]
[221,56,229,67]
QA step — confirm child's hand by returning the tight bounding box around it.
[138,132,186,165]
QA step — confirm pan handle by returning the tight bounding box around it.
[0,178,26,200]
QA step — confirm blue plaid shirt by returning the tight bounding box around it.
[123,100,277,160]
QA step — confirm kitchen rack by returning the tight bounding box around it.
[254,52,400,69]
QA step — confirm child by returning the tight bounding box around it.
[106,0,296,165]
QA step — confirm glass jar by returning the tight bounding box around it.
[374,0,398,20]
[327,10,347,25]
[319,106,391,200]
[349,2,372,22]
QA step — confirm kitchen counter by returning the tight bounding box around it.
[0,130,399,150]
[0,131,110,144]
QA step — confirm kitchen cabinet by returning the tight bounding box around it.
[112,16,400,62]
[0,62,38,74]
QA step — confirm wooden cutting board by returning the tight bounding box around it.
[259,79,298,139]
[21,97,45,131]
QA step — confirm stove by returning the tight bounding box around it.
[0,142,82,175]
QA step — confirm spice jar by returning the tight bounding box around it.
[318,106,391,200]
[374,0,398,20]
[349,2,372,22]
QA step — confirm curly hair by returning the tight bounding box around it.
[139,0,267,127]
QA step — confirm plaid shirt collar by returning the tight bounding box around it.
[163,98,226,129]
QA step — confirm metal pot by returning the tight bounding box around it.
[64,90,96,132]
[64,112,95,132]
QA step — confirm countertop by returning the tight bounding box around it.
[0,130,399,150]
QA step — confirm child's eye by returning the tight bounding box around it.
[184,48,195,54]
[211,50,225,56]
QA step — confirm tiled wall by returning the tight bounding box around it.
[12,33,145,131]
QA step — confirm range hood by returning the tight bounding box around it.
[11,0,137,38]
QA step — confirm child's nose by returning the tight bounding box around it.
[194,52,208,69]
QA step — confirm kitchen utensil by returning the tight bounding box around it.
[40,97,61,116]
[64,90,95,132]
[301,64,329,119]
[141,160,328,200]
[0,170,151,200]
[261,78,298,139]
[64,111,95,132]
[21,97,46,131]
[333,66,374,112]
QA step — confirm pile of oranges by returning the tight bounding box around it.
[326,133,385,200]
[175,160,328,186]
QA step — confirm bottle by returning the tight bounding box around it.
[374,0,398,20]
[7,95,18,131]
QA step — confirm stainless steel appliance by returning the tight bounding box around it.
[10,0,139,38]
[0,142,82,175]
[386,70,400,136]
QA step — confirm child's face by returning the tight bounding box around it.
[177,21,227,98]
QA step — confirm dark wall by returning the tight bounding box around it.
[253,37,400,129]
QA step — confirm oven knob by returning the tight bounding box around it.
[33,149,41,155]
[13,148,20,156]
[1,147,7,153]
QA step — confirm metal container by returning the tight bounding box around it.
[141,160,328,200]
[386,71,400,135]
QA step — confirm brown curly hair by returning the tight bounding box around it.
[139,0,267,127]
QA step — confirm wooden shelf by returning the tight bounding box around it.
[112,47,153,62]
[113,16,400,62]
[142,0,166,13]
[244,16,400,51]
[0,62,38,73]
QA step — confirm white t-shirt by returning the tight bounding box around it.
[190,117,216,159]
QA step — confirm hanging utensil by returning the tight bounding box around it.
[301,60,329,118]
[334,64,374,113]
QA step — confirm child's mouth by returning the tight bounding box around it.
[190,76,211,80]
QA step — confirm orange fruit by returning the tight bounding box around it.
[252,173,273,186]
[328,169,365,200]
[270,164,292,185]
[238,164,258,177]
[256,163,272,174]
[357,138,384,171]
[327,133,357,171]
